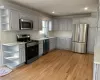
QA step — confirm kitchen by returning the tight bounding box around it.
[0,0,99,80]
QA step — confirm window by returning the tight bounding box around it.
[39,20,52,37]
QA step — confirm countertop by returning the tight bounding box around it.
[3,42,25,46]
[2,37,56,45]
[33,37,56,41]
[94,45,100,64]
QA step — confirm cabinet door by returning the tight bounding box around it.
[59,38,66,49]
[33,15,39,30]
[67,19,72,31]
[39,48,43,56]
[49,42,53,51]
[19,48,25,63]
[19,12,31,19]
[72,18,80,24]
[19,44,25,63]
[59,19,67,31]
[53,19,59,31]
[38,17,42,30]
[57,38,60,49]
[10,10,19,30]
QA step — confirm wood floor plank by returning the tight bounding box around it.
[0,50,93,80]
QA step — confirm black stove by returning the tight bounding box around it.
[17,34,39,64]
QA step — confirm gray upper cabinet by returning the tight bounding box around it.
[72,18,80,24]
[19,12,31,19]
[10,10,20,30]
[38,17,42,31]
[67,19,72,31]
[53,18,72,31]
[32,15,39,31]
[53,19,59,31]
[74,17,97,27]
[59,19,67,31]
[0,9,20,31]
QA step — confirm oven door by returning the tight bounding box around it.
[25,44,38,63]
[19,19,33,30]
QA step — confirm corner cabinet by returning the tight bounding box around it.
[0,8,20,31]
[93,63,100,80]
[2,43,25,69]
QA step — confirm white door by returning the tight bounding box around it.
[10,10,19,30]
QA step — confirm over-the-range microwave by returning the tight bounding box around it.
[19,18,33,30]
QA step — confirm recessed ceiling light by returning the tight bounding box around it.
[52,11,55,13]
[84,7,88,10]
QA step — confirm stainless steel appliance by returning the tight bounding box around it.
[19,19,33,30]
[72,24,89,53]
[17,34,39,64]
[43,39,49,55]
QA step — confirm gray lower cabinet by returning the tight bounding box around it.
[19,45,25,63]
[39,40,43,57]
[56,37,72,50]
[49,38,56,51]
[93,63,100,80]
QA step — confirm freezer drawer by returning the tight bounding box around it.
[72,42,87,53]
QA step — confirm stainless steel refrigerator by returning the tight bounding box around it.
[72,24,89,53]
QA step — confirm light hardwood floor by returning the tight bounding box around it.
[0,50,93,80]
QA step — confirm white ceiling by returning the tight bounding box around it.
[8,0,98,16]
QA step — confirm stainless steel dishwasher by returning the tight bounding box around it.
[43,39,49,55]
